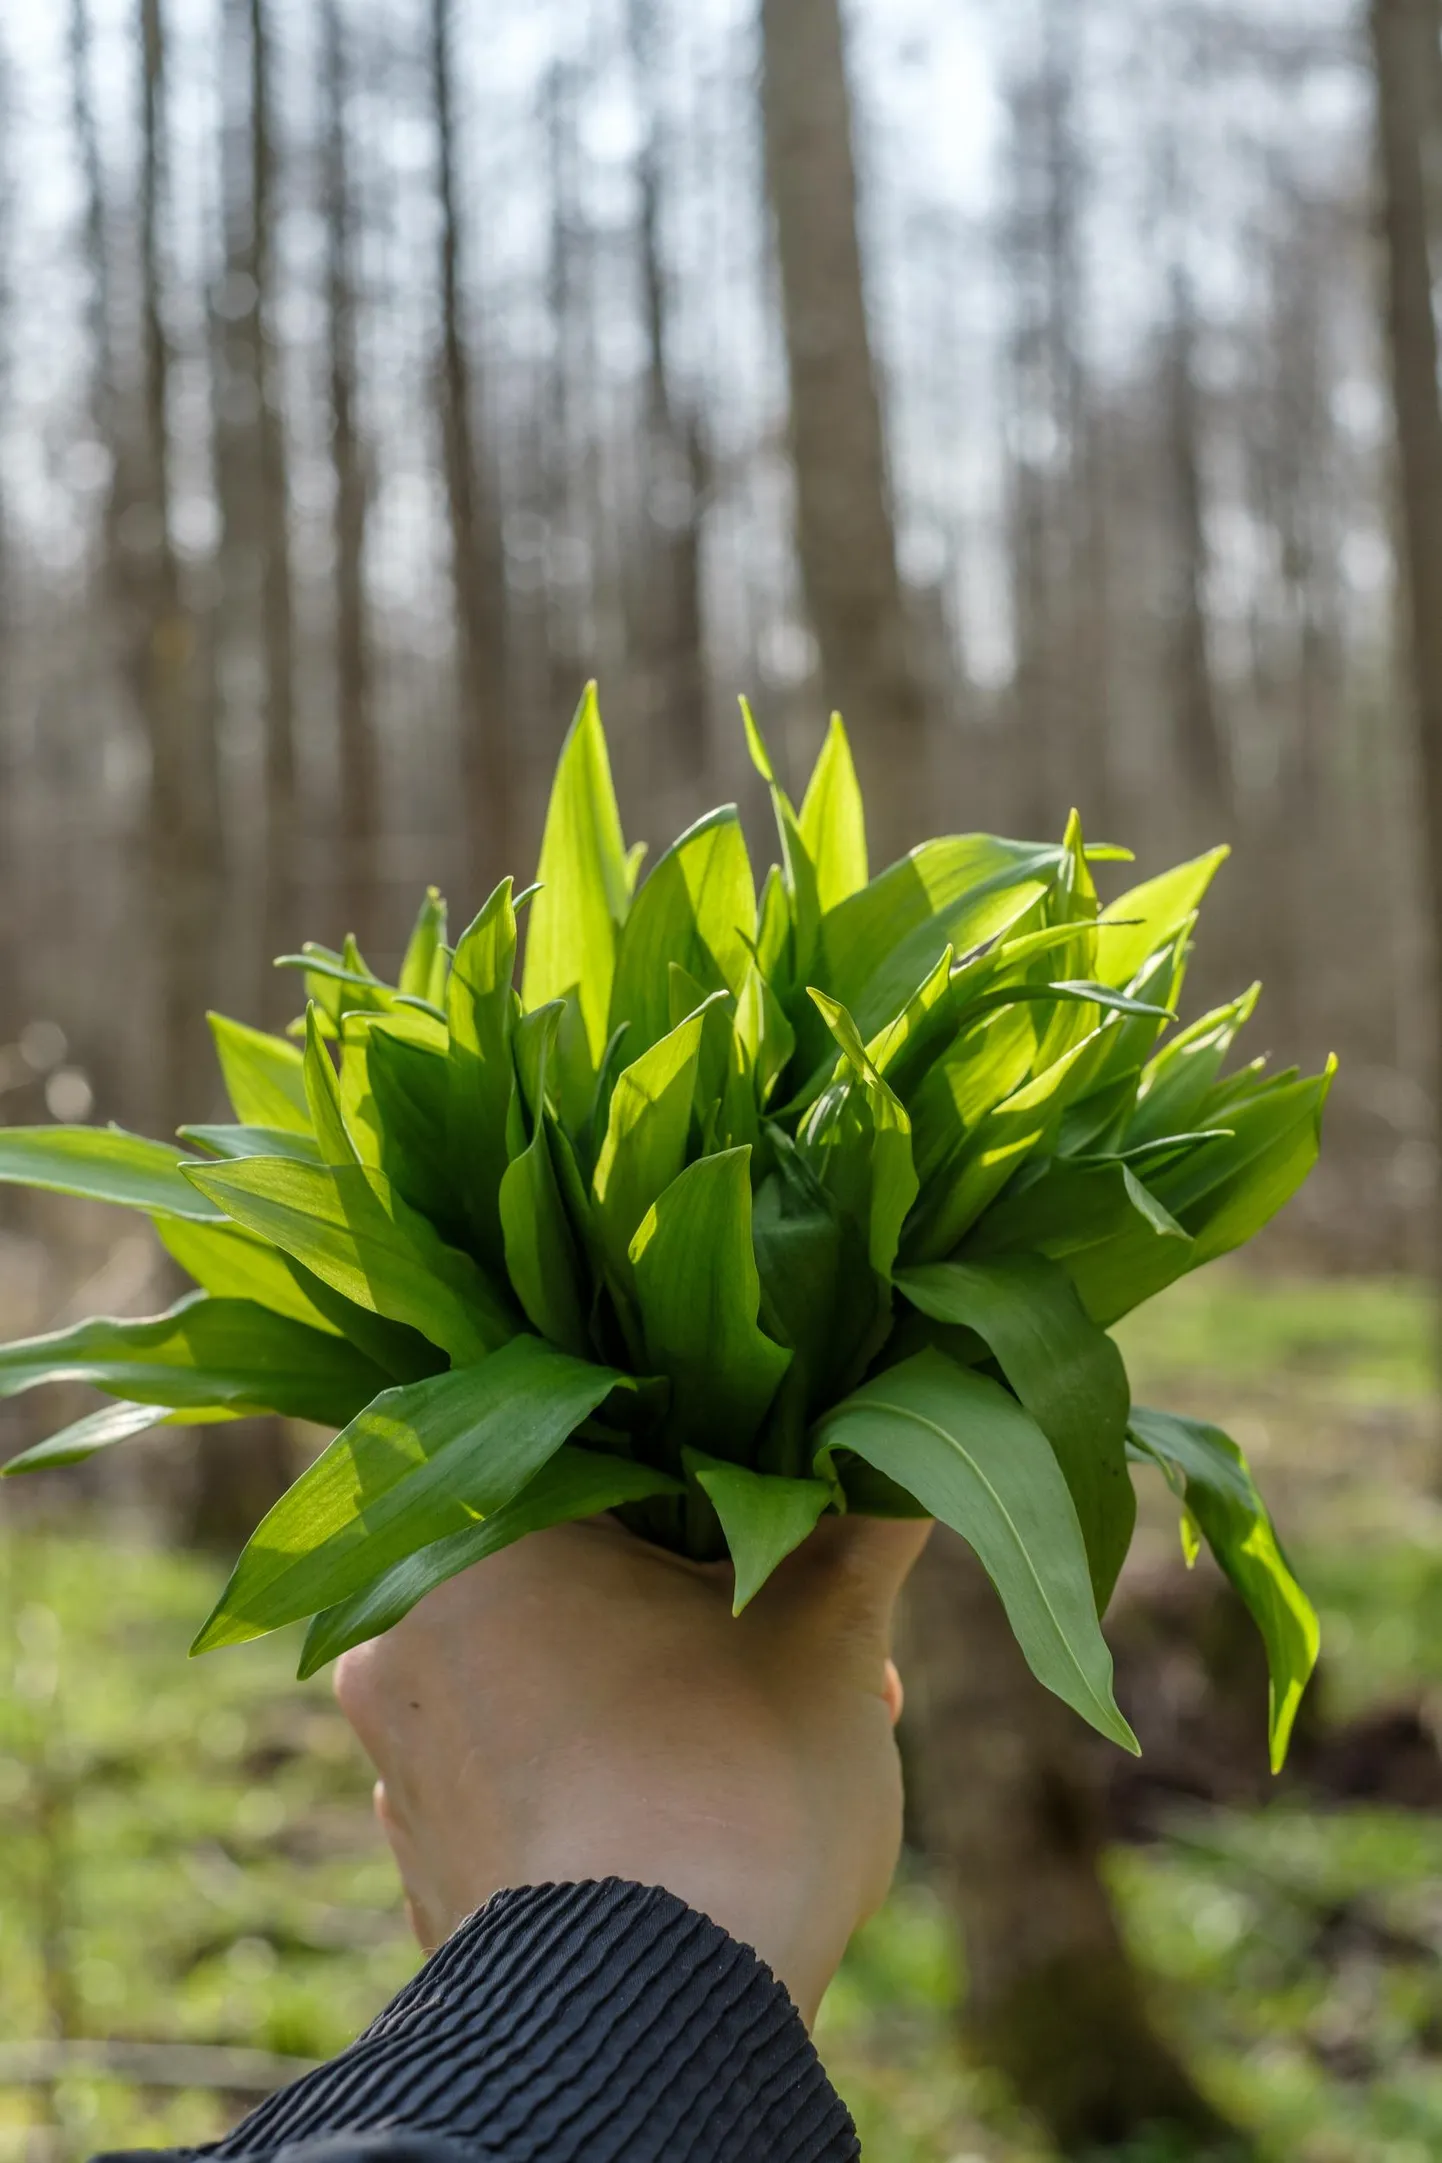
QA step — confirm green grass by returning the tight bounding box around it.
[3,1268,1442,2160]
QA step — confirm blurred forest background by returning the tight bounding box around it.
[5,0,1442,2158]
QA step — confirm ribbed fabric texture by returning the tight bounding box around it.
[97,1881,858,2163]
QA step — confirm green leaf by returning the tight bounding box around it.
[1129,984,1261,1145]
[751,1151,882,1465]
[193,1335,622,1649]
[154,1217,341,1333]
[1129,1406,1318,1770]
[499,1007,590,1356]
[183,1156,516,1364]
[814,836,1059,1040]
[592,1007,706,1273]
[906,1028,1105,1261]
[0,1126,227,1223]
[962,1156,1192,1326]
[304,1005,360,1166]
[608,806,756,1055]
[443,879,518,1267]
[815,1348,1137,1751]
[179,1124,323,1165]
[209,1013,311,1132]
[1148,1061,1336,1264]
[741,697,821,981]
[521,683,630,1073]
[399,887,448,1001]
[907,1003,1045,1185]
[804,992,918,1280]
[630,1149,791,1454]
[895,1255,1135,1611]
[1095,848,1229,990]
[296,1448,684,1675]
[683,1448,833,1612]
[0,1295,390,1427]
[798,712,868,915]
[359,1022,460,1236]
[3,1399,213,1475]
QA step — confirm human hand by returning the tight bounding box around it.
[334,1510,930,2026]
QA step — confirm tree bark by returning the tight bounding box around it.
[628,0,710,783]
[1162,262,1230,817]
[760,0,929,851]
[431,0,513,900]
[905,1532,1248,2155]
[1371,0,1442,1293]
[249,0,297,982]
[136,0,223,1138]
[322,0,377,952]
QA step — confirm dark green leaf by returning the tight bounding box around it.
[1129,1406,1318,1769]
[445,879,519,1267]
[895,1255,1135,1611]
[499,1006,590,1356]
[815,1348,1137,1750]
[683,1448,833,1612]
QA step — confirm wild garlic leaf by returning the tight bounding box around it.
[193,1336,624,1650]
[399,887,448,1002]
[500,1005,590,1357]
[183,1155,516,1364]
[797,712,868,915]
[0,1125,227,1223]
[896,1254,1134,1613]
[0,1295,389,1427]
[2,1398,210,1476]
[522,683,630,1072]
[816,1348,1138,1752]
[1129,1406,1318,1770]
[209,1013,312,1132]
[297,1447,685,1676]
[630,1148,791,1455]
[608,806,756,1056]
[683,1448,833,1612]
[592,1006,707,1273]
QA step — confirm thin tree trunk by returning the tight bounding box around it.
[1163,262,1230,817]
[0,31,13,1045]
[136,0,222,1138]
[431,0,513,900]
[1372,0,1442,1302]
[322,0,377,951]
[906,1533,1248,2155]
[760,0,929,850]
[629,0,710,782]
[250,0,297,982]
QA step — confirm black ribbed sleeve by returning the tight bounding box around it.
[95,1881,859,2163]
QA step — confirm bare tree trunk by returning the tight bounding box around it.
[322,0,377,951]
[906,1533,1248,2155]
[135,0,223,1138]
[760,0,928,850]
[1163,261,1230,818]
[249,0,297,984]
[1372,0,1442,1294]
[0,30,14,1045]
[628,0,710,784]
[431,0,513,900]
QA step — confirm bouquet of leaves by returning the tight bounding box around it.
[0,690,1330,1762]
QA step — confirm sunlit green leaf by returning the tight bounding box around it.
[209,1013,311,1132]
[194,1335,623,1650]
[0,1126,226,1223]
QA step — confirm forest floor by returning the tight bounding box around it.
[2,1268,1441,2163]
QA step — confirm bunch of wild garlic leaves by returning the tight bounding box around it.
[0,690,1329,1761]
